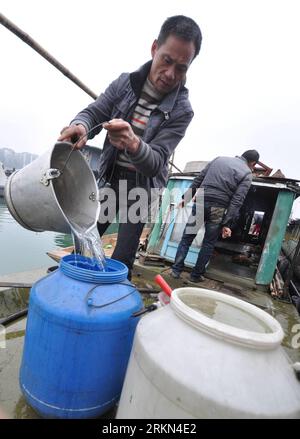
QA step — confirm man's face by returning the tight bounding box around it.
[149,35,196,95]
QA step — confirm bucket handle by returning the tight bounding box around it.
[40,168,61,186]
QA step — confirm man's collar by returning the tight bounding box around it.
[237,155,248,164]
[130,60,185,113]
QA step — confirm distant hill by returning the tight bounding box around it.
[0,148,38,169]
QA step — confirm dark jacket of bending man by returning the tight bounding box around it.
[172,149,260,282]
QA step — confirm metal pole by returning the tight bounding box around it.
[0,12,183,172]
[0,282,32,288]
[0,308,28,326]
[168,160,183,174]
[0,12,98,100]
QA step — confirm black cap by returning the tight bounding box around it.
[242,149,260,163]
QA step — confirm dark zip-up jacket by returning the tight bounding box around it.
[71,61,194,189]
[184,156,253,227]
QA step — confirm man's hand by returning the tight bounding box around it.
[177,200,185,209]
[222,226,232,239]
[58,124,87,149]
[103,119,140,154]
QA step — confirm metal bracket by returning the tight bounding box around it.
[40,168,61,186]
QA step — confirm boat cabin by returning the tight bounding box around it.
[148,169,300,289]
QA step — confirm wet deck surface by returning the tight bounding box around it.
[1,262,300,419]
[0,317,38,419]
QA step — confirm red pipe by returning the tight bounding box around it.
[154,275,173,297]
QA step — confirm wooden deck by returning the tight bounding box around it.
[46,228,151,262]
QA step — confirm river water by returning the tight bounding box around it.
[0,197,72,276]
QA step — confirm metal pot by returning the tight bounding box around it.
[4,142,99,233]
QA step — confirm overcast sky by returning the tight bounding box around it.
[1,0,300,214]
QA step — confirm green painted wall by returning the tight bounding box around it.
[256,190,295,285]
[147,179,176,253]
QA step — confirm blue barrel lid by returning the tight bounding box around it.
[29,255,141,329]
[60,255,128,284]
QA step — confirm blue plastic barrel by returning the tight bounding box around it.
[19,255,143,419]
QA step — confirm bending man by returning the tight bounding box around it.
[172,150,260,282]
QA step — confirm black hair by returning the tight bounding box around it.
[157,15,202,58]
[242,149,260,163]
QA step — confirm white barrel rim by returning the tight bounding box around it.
[171,287,284,349]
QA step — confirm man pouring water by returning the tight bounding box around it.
[58,15,202,278]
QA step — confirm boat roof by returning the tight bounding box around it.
[169,172,300,192]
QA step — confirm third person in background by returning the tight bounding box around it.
[172,149,260,282]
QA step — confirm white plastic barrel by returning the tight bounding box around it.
[117,287,300,419]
